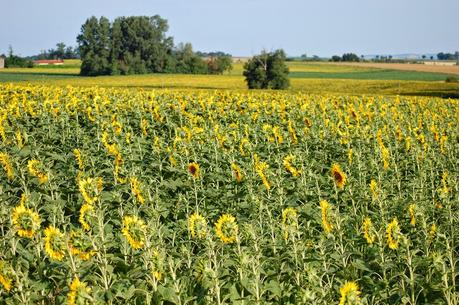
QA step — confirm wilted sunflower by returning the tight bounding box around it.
[331,163,346,189]
[73,149,84,171]
[67,277,91,305]
[188,212,207,239]
[408,204,416,226]
[283,155,301,177]
[44,226,66,261]
[122,216,147,250]
[11,199,41,238]
[78,177,100,205]
[188,162,200,179]
[215,214,238,244]
[130,176,145,204]
[339,281,361,305]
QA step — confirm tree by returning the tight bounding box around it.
[207,55,233,74]
[341,53,360,62]
[243,49,289,89]
[77,16,112,76]
[331,55,341,62]
[172,43,207,74]
[110,16,174,74]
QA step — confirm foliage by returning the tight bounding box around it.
[4,47,34,68]
[207,55,233,75]
[110,16,174,75]
[243,49,290,89]
[171,43,207,74]
[77,16,112,76]
[0,84,457,304]
[32,43,79,60]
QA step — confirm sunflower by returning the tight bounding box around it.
[0,152,14,180]
[68,230,95,261]
[187,162,200,179]
[44,226,66,261]
[231,163,243,183]
[339,281,361,305]
[188,212,207,239]
[78,177,99,205]
[73,149,84,171]
[369,179,378,198]
[67,277,91,305]
[79,203,94,231]
[27,159,48,184]
[331,163,346,189]
[386,218,401,250]
[130,176,145,204]
[122,216,146,250]
[320,200,333,234]
[254,154,270,191]
[282,207,299,241]
[408,204,416,226]
[215,214,238,244]
[0,261,12,292]
[283,155,301,177]
[362,217,376,245]
[11,202,41,238]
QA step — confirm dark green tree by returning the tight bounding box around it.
[331,55,341,62]
[341,53,360,62]
[243,50,289,89]
[110,16,174,74]
[207,55,233,74]
[77,16,112,76]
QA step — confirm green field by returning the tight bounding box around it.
[1,60,458,97]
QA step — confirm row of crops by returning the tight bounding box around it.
[0,84,457,304]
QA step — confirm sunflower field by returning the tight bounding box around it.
[0,83,457,305]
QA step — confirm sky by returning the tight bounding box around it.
[1,0,458,57]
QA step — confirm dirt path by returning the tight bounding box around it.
[332,62,459,75]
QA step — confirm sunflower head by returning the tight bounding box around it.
[44,226,66,261]
[67,277,91,305]
[188,212,207,239]
[331,163,346,189]
[339,281,361,305]
[215,214,238,244]
[188,162,200,179]
[12,203,41,238]
[386,218,401,250]
[122,216,146,250]
[68,230,95,261]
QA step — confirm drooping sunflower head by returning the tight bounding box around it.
[215,214,238,244]
[408,204,416,226]
[339,281,361,305]
[331,163,346,189]
[44,226,66,261]
[12,203,41,238]
[187,162,200,179]
[122,216,146,250]
[231,163,243,183]
[68,229,95,261]
[27,159,48,184]
[188,212,207,239]
[67,277,91,305]
[78,177,100,205]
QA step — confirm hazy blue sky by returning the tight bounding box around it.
[1,0,458,57]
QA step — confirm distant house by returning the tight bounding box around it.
[33,59,64,65]
[0,56,5,69]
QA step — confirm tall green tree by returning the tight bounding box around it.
[243,50,289,89]
[173,43,207,74]
[111,16,174,74]
[207,55,233,74]
[77,16,112,76]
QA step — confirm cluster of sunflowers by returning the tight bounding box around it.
[0,84,457,304]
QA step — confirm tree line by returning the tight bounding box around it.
[77,16,232,76]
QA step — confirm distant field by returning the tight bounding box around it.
[1,60,458,97]
[333,62,459,75]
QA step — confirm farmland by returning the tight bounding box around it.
[1,61,459,98]
[0,84,457,304]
